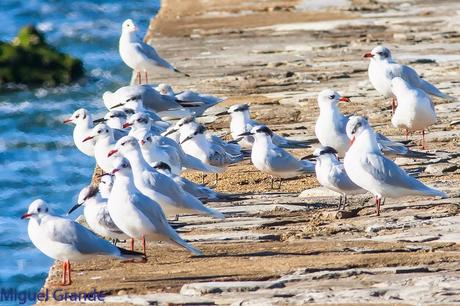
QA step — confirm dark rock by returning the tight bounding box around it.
[0,25,84,89]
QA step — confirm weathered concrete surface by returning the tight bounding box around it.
[41,0,460,305]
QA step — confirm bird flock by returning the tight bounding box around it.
[22,19,451,286]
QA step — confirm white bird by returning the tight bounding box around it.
[63,108,95,157]
[365,45,454,112]
[153,162,232,201]
[390,77,437,148]
[22,199,143,285]
[118,19,189,84]
[109,136,225,219]
[156,83,224,116]
[315,89,428,158]
[107,158,202,256]
[240,125,314,188]
[139,133,182,175]
[67,183,129,242]
[124,112,168,140]
[180,124,243,174]
[344,116,447,216]
[313,146,366,210]
[83,123,121,174]
[226,104,310,149]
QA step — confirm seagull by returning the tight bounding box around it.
[124,112,169,140]
[156,83,224,115]
[22,199,143,285]
[153,162,233,201]
[63,108,95,157]
[108,136,225,219]
[139,133,182,175]
[226,104,310,149]
[313,146,366,210]
[390,77,437,149]
[83,123,122,174]
[364,45,454,112]
[118,19,189,84]
[180,124,244,174]
[107,158,202,256]
[67,184,129,242]
[315,89,430,158]
[344,116,447,216]
[93,110,128,130]
[239,125,314,188]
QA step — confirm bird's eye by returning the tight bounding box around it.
[37,208,41,213]
[105,129,108,133]
[329,95,335,99]
[121,142,126,146]
[123,163,128,168]
[98,130,102,134]
[147,137,152,141]
[137,118,142,122]
[76,115,80,119]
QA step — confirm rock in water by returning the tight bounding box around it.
[0,25,84,89]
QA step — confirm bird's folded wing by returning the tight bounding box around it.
[134,43,175,70]
[267,147,302,172]
[142,170,185,200]
[97,207,124,234]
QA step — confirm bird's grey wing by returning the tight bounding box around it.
[208,142,242,167]
[335,114,349,134]
[329,164,363,192]
[398,64,449,98]
[362,152,429,190]
[142,85,184,112]
[376,133,409,155]
[96,207,125,234]
[142,170,185,200]
[267,147,303,172]
[44,216,115,255]
[134,42,175,71]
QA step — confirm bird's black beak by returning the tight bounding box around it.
[301,154,316,160]
[110,103,125,109]
[163,128,178,136]
[67,203,83,215]
[180,135,193,144]
[93,118,107,124]
[214,110,229,116]
[238,132,253,137]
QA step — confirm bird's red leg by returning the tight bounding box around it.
[142,235,146,256]
[131,238,135,251]
[405,129,409,141]
[144,71,148,84]
[67,261,72,285]
[137,72,141,85]
[61,261,66,285]
[376,198,381,216]
[422,130,426,150]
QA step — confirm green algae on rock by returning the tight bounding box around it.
[0,25,84,89]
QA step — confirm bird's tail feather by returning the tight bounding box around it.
[169,236,203,256]
[280,140,311,149]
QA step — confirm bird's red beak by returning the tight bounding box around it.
[350,136,356,145]
[63,118,73,124]
[21,213,32,219]
[82,135,94,142]
[123,122,132,128]
[140,140,145,145]
[339,97,350,102]
[363,52,373,58]
[107,149,118,157]
[112,168,120,175]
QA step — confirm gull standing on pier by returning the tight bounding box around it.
[344,116,447,216]
[364,45,454,112]
[119,19,189,84]
[22,199,143,285]
[63,108,95,157]
[107,158,202,256]
[390,77,437,148]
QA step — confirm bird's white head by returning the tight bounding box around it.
[227,104,250,115]
[317,89,350,108]
[111,157,132,177]
[180,123,206,144]
[104,110,127,123]
[313,146,338,157]
[346,116,370,145]
[98,174,113,198]
[22,199,49,220]
[64,108,89,125]
[157,83,174,96]
[125,112,150,129]
[122,19,138,33]
[77,185,98,205]
[248,125,273,139]
[364,45,392,61]
[139,133,155,147]
[84,123,112,143]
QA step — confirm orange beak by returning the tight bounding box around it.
[112,168,120,175]
[140,140,145,145]
[21,213,33,219]
[363,52,373,58]
[350,136,356,145]
[63,118,72,124]
[339,97,350,102]
[107,149,118,157]
[123,122,132,128]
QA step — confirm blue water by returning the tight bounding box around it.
[0,0,159,303]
